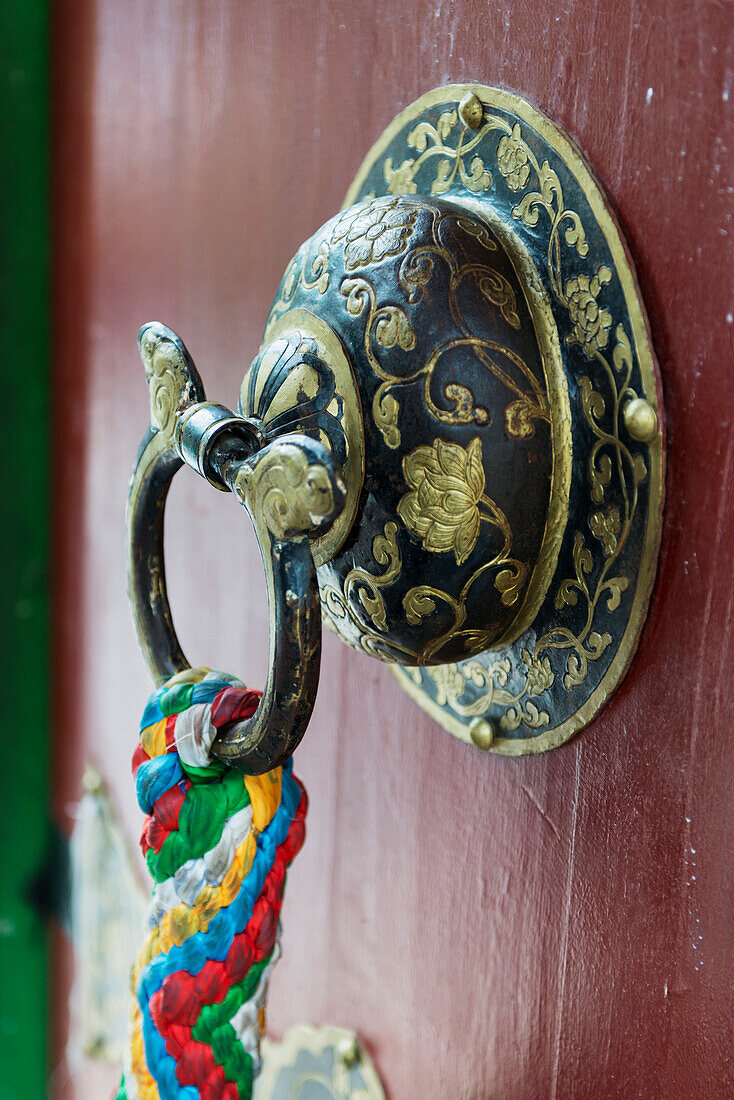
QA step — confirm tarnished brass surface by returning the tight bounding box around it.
[127,322,346,774]
[255,195,569,665]
[127,83,664,769]
[241,310,365,567]
[343,84,664,754]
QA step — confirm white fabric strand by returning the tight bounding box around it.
[230,941,281,1072]
[146,804,254,928]
[172,703,218,768]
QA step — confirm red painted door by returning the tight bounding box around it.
[53,2,733,1096]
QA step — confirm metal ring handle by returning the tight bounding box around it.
[126,322,346,774]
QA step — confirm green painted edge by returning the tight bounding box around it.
[0,0,50,1094]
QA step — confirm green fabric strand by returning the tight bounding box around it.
[159,681,195,716]
[181,759,228,782]
[146,769,251,883]
[222,1041,252,1093]
[189,955,271,1096]
[193,955,270,1043]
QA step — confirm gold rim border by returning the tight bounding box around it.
[463,197,572,651]
[249,308,366,568]
[343,83,665,756]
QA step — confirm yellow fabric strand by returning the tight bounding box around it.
[244,770,282,832]
[131,1004,161,1100]
[141,717,168,759]
[132,829,259,983]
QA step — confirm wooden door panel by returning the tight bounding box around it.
[52,1,733,1096]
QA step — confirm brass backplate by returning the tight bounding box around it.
[255,1024,385,1099]
[345,84,665,755]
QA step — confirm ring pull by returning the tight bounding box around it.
[126,322,346,775]
[128,84,665,766]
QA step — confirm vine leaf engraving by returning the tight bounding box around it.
[321,523,415,664]
[589,506,621,557]
[495,561,528,607]
[347,521,402,632]
[377,99,654,729]
[412,647,553,729]
[385,108,493,197]
[336,199,549,449]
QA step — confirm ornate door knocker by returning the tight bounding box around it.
[128,84,664,774]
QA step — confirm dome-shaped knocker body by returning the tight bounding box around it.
[127,84,664,772]
[243,195,570,667]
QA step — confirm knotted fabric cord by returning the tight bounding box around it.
[117,667,308,1100]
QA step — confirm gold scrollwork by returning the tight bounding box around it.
[406,646,552,729]
[235,443,336,540]
[491,123,643,696]
[266,192,549,453]
[340,200,548,450]
[340,275,415,449]
[534,323,645,690]
[263,241,331,342]
[343,521,401,633]
[384,108,493,196]
[376,95,649,716]
[138,329,202,437]
[490,123,643,696]
[321,522,414,663]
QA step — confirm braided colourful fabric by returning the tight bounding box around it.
[117,668,307,1100]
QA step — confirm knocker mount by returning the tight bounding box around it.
[127,84,664,772]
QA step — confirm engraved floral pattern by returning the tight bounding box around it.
[263,93,657,744]
[336,200,547,452]
[364,94,657,740]
[429,663,469,706]
[331,197,417,270]
[384,157,419,195]
[380,109,493,196]
[413,657,552,728]
[522,649,554,697]
[497,124,531,192]
[589,505,621,557]
[565,267,613,358]
[397,437,486,565]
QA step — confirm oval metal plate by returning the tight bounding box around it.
[344,84,665,755]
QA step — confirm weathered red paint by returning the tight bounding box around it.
[52,1,734,1096]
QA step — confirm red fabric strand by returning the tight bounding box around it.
[210,687,261,728]
[132,743,150,775]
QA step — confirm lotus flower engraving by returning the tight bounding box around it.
[565,267,613,358]
[398,437,515,567]
[497,124,531,192]
[331,196,418,270]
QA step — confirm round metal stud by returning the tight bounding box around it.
[458,91,484,130]
[624,397,659,443]
[469,718,495,751]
